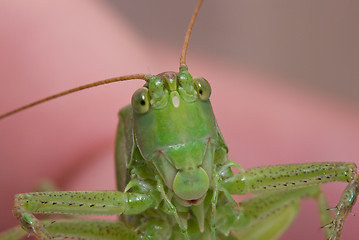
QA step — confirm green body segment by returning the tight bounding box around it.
[115,105,134,192]
[134,97,217,159]
[134,95,218,199]
[118,71,220,203]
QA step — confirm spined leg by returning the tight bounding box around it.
[42,219,141,240]
[0,219,142,240]
[12,190,154,240]
[329,174,359,240]
[231,186,330,240]
[222,162,358,239]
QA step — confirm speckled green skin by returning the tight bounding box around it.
[1,68,358,240]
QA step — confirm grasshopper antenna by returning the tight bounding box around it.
[180,0,204,68]
[0,74,148,119]
[1,0,205,120]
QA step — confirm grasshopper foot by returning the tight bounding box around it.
[329,175,359,240]
[13,195,53,240]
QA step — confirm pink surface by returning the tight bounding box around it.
[1,1,359,239]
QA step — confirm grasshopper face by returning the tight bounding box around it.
[132,71,218,205]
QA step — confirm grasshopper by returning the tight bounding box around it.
[0,0,358,239]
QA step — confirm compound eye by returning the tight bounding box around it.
[131,87,150,114]
[194,77,211,100]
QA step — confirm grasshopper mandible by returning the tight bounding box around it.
[0,0,358,239]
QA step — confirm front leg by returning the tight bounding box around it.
[13,190,154,240]
[222,162,358,240]
[330,174,359,240]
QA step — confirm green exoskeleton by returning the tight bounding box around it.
[0,0,358,239]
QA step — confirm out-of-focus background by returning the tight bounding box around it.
[0,0,358,239]
[112,0,359,103]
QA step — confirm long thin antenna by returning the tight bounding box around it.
[0,74,147,119]
[180,0,204,67]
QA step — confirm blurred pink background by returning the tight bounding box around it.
[0,1,358,239]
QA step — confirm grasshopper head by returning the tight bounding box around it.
[132,68,218,205]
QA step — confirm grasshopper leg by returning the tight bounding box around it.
[45,219,141,240]
[231,187,322,239]
[155,176,190,240]
[222,162,358,239]
[0,219,142,240]
[12,190,154,240]
[329,174,359,240]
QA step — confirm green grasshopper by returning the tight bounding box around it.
[0,0,358,239]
